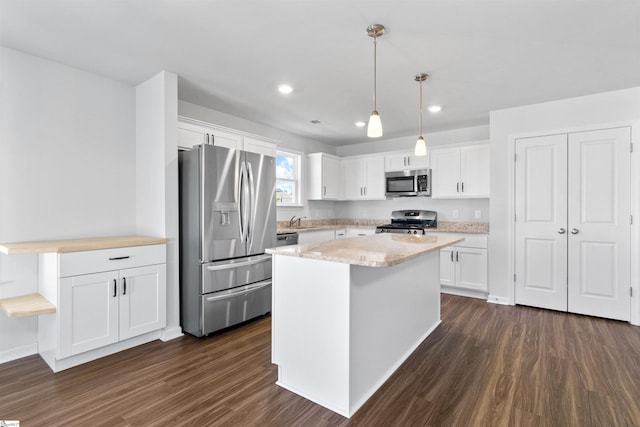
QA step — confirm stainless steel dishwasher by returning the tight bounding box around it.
[275,232,298,247]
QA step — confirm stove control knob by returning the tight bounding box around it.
[413,230,418,234]
[406,230,411,234]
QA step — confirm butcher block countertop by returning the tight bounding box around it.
[0,235,167,255]
[266,233,464,267]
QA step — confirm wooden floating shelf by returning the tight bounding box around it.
[0,293,56,318]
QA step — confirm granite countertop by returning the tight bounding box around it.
[0,235,167,255]
[277,220,488,235]
[266,233,464,267]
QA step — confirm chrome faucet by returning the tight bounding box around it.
[288,216,307,228]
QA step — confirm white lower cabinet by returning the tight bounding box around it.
[297,229,336,244]
[346,228,376,237]
[39,244,166,371]
[435,234,488,296]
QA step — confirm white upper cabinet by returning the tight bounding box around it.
[342,155,385,200]
[307,152,341,200]
[178,117,277,155]
[431,143,489,198]
[385,151,429,172]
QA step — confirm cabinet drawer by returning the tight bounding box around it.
[59,244,166,277]
[429,232,487,249]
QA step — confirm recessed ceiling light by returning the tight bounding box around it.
[428,105,442,113]
[278,84,293,94]
[355,121,366,127]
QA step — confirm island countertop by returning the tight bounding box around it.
[266,233,464,267]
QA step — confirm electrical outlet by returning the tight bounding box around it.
[474,210,482,219]
[452,209,459,219]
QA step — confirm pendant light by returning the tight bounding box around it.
[366,24,385,138]
[414,73,429,156]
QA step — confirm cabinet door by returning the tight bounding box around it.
[297,230,336,244]
[345,228,376,237]
[385,152,430,171]
[363,156,385,199]
[456,248,488,291]
[178,126,208,149]
[439,248,456,286]
[119,265,167,340]
[460,145,490,197]
[343,157,366,200]
[323,156,340,199]
[59,271,119,358]
[244,136,276,156]
[431,148,461,198]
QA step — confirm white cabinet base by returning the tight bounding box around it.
[38,322,161,373]
[272,252,441,417]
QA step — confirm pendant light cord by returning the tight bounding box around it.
[372,36,377,110]
[418,78,423,136]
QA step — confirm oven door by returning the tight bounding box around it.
[385,172,416,197]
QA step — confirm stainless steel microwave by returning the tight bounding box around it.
[385,169,432,197]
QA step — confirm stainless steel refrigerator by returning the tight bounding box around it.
[179,143,276,337]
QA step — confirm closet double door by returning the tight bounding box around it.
[514,127,631,321]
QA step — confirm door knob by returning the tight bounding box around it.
[558,228,566,234]
[571,228,579,235]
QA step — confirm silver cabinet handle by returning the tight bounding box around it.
[323,185,326,196]
[558,228,566,234]
[461,182,464,192]
[571,228,579,235]
[456,251,459,262]
[450,251,454,262]
[457,182,460,193]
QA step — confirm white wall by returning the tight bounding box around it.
[489,87,640,311]
[0,47,137,361]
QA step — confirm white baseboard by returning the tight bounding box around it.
[160,325,183,341]
[0,343,38,364]
[441,287,488,300]
[487,294,511,305]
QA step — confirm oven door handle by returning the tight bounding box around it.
[205,280,272,302]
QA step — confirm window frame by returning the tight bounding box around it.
[275,149,303,207]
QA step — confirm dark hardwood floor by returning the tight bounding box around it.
[2,294,640,426]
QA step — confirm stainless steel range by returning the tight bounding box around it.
[376,210,437,234]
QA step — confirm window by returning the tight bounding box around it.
[276,150,302,206]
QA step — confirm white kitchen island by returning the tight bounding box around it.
[266,233,463,418]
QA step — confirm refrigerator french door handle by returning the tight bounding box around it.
[238,161,247,242]
[247,161,255,247]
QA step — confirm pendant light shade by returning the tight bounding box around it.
[367,110,383,138]
[414,73,429,156]
[415,136,427,156]
[366,24,385,138]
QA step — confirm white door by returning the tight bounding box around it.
[119,265,167,340]
[59,271,119,358]
[515,128,631,321]
[567,128,631,321]
[515,134,568,311]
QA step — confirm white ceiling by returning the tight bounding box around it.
[1,0,639,146]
